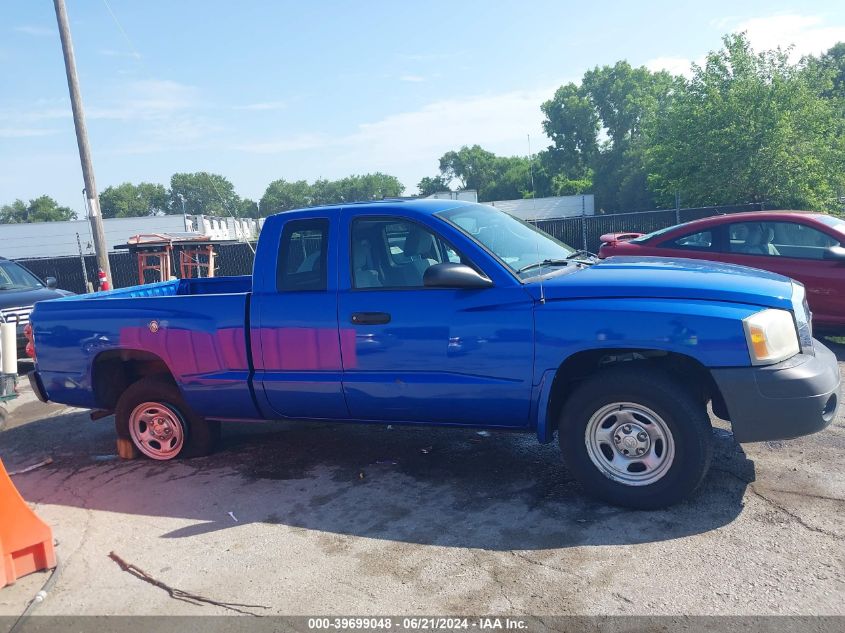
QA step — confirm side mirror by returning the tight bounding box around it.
[423,263,493,289]
[823,246,845,261]
[45,277,58,290]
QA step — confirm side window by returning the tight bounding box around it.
[351,218,464,289]
[726,221,837,259]
[660,230,714,251]
[277,219,328,291]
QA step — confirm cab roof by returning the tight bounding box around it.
[267,198,474,218]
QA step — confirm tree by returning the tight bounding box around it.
[646,33,845,211]
[238,198,259,218]
[100,182,168,218]
[417,175,452,196]
[434,145,551,201]
[541,62,680,211]
[169,172,240,216]
[259,179,312,215]
[0,196,76,223]
[808,42,845,100]
[541,83,598,186]
[331,173,404,203]
[259,173,404,215]
[439,145,498,193]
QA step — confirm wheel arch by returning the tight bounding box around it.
[91,348,177,411]
[537,347,728,443]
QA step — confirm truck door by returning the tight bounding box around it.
[338,212,534,427]
[251,213,348,419]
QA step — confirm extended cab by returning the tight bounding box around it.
[28,200,841,508]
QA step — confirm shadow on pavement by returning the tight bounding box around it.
[0,406,753,551]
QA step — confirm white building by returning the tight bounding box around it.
[0,214,262,260]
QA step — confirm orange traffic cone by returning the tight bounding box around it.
[0,457,56,587]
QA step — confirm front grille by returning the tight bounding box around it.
[0,305,33,326]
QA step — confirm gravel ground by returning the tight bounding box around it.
[0,342,843,619]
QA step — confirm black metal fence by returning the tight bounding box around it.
[14,203,763,294]
[17,244,259,295]
[530,203,764,253]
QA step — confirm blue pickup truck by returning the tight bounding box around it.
[27,200,841,508]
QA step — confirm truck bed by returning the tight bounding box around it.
[86,275,252,299]
[31,275,256,418]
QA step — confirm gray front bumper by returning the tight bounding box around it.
[711,339,841,443]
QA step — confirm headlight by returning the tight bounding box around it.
[791,282,814,354]
[742,309,800,366]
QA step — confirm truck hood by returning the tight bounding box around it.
[533,256,794,310]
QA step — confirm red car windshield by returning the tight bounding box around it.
[816,215,845,237]
[628,223,691,243]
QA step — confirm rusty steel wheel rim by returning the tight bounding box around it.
[128,401,185,460]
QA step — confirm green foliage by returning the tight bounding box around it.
[0,196,76,223]
[541,61,679,211]
[238,198,259,218]
[100,182,169,218]
[541,83,598,184]
[259,173,404,215]
[169,172,241,216]
[260,179,312,215]
[417,175,452,196]
[647,34,845,212]
[435,145,550,202]
[809,42,845,100]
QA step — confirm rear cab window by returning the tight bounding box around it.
[277,219,329,291]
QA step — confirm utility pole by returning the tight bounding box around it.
[54,0,112,288]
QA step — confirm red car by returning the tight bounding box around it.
[598,211,845,331]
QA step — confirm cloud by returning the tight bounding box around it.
[99,48,142,60]
[732,13,845,58]
[233,101,287,111]
[646,13,845,79]
[0,128,57,138]
[347,88,549,161]
[232,133,330,154]
[399,74,426,83]
[88,79,198,120]
[14,25,53,37]
[399,52,454,62]
[231,86,556,190]
[645,56,696,78]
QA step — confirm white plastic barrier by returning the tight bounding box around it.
[0,323,17,375]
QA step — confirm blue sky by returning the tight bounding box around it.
[2,1,845,213]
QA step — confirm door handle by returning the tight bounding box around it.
[350,312,391,325]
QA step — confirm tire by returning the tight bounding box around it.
[115,377,220,461]
[558,364,712,509]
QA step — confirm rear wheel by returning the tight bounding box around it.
[559,365,712,509]
[115,377,220,460]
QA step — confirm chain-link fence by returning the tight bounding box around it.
[13,203,764,293]
[530,203,764,253]
[16,243,258,294]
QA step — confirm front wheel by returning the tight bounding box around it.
[115,377,220,461]
[559,365,713,509]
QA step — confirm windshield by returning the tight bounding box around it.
[0,261,44,291]
[628,222,692,243]
[437,204,576,279]
[817,214,845,237]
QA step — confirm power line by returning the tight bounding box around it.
[101,0,143,61]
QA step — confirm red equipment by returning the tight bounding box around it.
[97,269,110,291]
